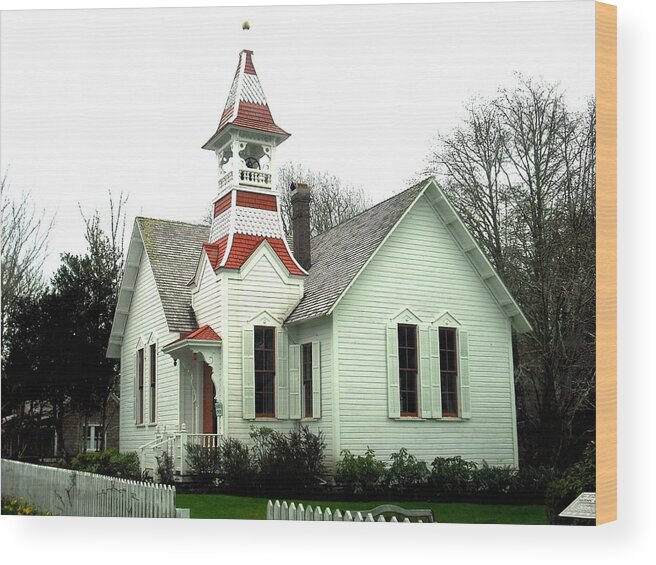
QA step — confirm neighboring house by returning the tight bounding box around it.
[60,396,120,456]
[107,50,531,474]
[1,396,119,460]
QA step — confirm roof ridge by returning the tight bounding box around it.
[137,216,210,229]
[311,177,433,242]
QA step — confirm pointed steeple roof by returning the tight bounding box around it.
[203,50,289,149]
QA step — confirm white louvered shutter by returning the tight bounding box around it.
[429,327,443,419]
[275,328,289,419]
[289,344,301,420]
[242,327,255,419]
[312,341,321,419]
[386,324,400,418]
[419,327,432,418]
[458,330,471,419]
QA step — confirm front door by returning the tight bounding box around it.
[202,363,217,434]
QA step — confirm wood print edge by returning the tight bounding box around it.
[595,0,617,526]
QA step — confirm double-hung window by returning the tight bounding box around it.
[398,324,419,417]
[254,326,275,417]
[137,348,144,424]
[439,327,459,417]
[85,424,103,452]
[149,343,157,423]
[302,343,313,418]
[387,311,471,420]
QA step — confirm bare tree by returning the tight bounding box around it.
[1,172,54,320]
[424,77,596,467]
[277,162,370,236]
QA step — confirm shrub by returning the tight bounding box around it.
[155,450,175,485]
[1,495,51,516]
[471,461,517,495]
[250,426,326,492]
[335,448,387,496]
[513,465,560,498]
[70,448,144,480]
[218,437,255,490]
[429,456,477,495]
[546,442,596,524]
[386,448,429,492]
[185,444,221,482]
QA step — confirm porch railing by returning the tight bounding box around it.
[138,426,221,478]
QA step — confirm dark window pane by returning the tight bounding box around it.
[265,350,275,371]
[265,328,274,349]
[406,327,416,348]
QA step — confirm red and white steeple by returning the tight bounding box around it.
[200,50,305,277]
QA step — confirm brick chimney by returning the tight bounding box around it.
[291,182,311,271]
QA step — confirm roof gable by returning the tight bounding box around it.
[137,217,210,333]
[107,217,210,357]
[285,179,431,324]
[285,178,530,333]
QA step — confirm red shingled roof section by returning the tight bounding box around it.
[225,234,305,275]
[214,194,232,217]
[204,234,303,275]
[232,102,289,136]
[218,106,233,130]
[243,50,256,74]
[203,237,228,268]
[236,191,278,211]
[177,324,221,343]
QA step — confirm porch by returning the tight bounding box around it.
[139,425,220,477]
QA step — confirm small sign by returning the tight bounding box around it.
[559,492,596,520]
[214,401,223,417]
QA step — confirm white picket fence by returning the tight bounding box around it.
[266,500,433,523]
[1,459,186,518]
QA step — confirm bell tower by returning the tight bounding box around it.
[200,50,305,276]
[203,49,289,198]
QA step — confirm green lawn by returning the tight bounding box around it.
[175,493,549,524]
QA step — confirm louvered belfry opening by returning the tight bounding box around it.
[291,182,311,270]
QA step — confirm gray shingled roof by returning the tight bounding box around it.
[285,179,431,324]
[137,217,210,333]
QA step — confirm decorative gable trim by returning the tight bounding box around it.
[432,311,461,328]
[390,307,424,325]
[247,309,283,327]
[107,222,144,358]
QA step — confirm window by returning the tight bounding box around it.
[302,343,313,418]
[254,326,275,417]
[439,327,459,417]
[149,343,157,423]
[85,424,103,452]
[137,348,144,424]
[398,324,418,417]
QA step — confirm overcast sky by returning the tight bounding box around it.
[0,1,595,276]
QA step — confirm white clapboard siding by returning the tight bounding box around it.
[1,459,183,518]
[120,252,182,455]
[286,316,334,465]
[192,253,223,334]
[334,194,517,466]
[225,251,304,442]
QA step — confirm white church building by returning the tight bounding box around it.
[107,49,531,475]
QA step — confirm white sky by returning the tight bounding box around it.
[0,1,595,276]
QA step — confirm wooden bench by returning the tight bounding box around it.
[349,504,435,523]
